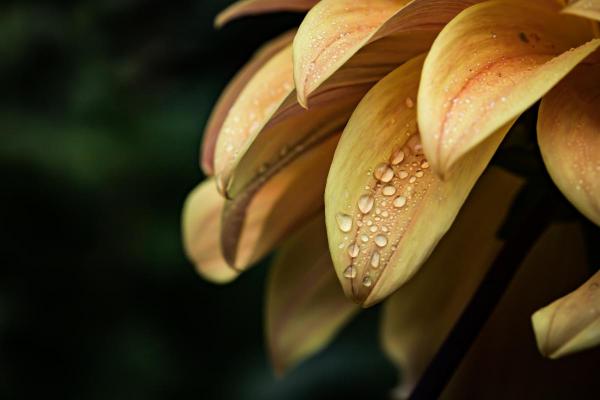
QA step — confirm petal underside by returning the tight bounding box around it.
[215,0,318,28]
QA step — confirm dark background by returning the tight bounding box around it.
[0,1,397,399]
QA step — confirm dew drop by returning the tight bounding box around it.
[374,234,388,247]
[390,149,405,165]
[369,225,378,233]
[370,251,380,268]
[409,176,417,184]
[362,276,373,287]
[405,97,414,109]
[358,194,374,214]
[374,163,394,182]
[344,266,357,278]
[399,171,409,179]
[361,234,369,243]
[394,196,407,208]
[383,185,397,196]
[348,243,359,258]
[421,160,430,169]
[415,170,424,178]
[336,213,353,232]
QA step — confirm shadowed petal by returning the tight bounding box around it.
[325,55,513,307]
[266,214,359,374]
[215,0,318,28]
[381,167,523,399]
[418,0,599,176]
[538,63,600,226]
[563,0,600,22]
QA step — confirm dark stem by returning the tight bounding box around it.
[408,186,554,400]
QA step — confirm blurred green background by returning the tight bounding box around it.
[0,1,398,399]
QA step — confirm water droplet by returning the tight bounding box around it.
[399,171,409,179]
[391,149,405,165]
[369,225,378,233]
[415,170,424,178]
[348,243,359,258]
[405,97,414,108]
[344,266,357,278]
[361,234,369,243]
[358,194,374,214]
[374,235,388,247]
[421,160,430,169]
[370,251,380,268]
[336,213,352,232]
[374,163,394,183]
[383,185,396,196]
[394,196,407,208]
[409,176,417,184]
[362,276,373,287]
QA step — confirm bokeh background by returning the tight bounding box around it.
[0,1,397,399]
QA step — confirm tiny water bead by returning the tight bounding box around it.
[399,171,409,179]
[393,196,407,208]
[382,185,396,196]
[344,266,357,278]
[336,213,353,232]
[405,97,414,109]
[362,276,373,287]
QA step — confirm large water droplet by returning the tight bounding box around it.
[336,213,352,232]
[393,196,407,208]
[374,163,394,183]
[390,149,405,165]
[382,185,396,196]
[358,194,374,214]
[344,266,357,278]
[348,243,359,258]
[370,251,380,268]
[374,234,388,248]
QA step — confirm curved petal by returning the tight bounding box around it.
[532,270,600,359]
[266,214,359,374]
[293,0,483,107]
[202,31,296,175]
[215,0,318,28]
[324,55,514,307]
[538,64,600,226]
[182,179,238,283]
[563,0,600,22]
[381,167,523,399]
[222,132,340,270]
[418,0,599,177]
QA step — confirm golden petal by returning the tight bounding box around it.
[293,0,483,107]
[182,179,238,283]
[563,0,600,22]
[215,0,318,28]
[537,63,600,226]
[418,0,599,176]
[201,31,295,175]
[266,214,359,374]
[325,55,514,307]
[381,167,523,398]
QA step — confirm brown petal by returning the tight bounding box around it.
[266,214,359,374]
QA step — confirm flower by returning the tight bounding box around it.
[183,0,600,395]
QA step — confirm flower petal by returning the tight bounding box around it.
[537,64,600,226]
[266,214,359,374]
[443,224,596,398]
[324,55,513,307]
[563,0,600,22]
[202,31,296,175]
[182,179,238,283]
[380,167,523,398]
[418,0,599,176]
[293,0,483,107]
[215,0,318,28]
[532,270,600,359]
[222,132,340,270]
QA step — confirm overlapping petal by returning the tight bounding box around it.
[538,64,600,226]
[201,31,295,175]
[325,55,513,307]
[215,0,319,28]
[293,0,482,107]
[418,0,600,176]
[266,214,359,374]
[381,167,523,399]
[563,0,600,22]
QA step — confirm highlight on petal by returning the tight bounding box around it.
[201,31,296,175]
[381,167,523,399]
[532,270,600,359]
[213,44,294,191]
[266,214,359,374]
[324,54,513,307]
[182,179,238,283]
[538,64,600,226]
[222,132,340,270]
[215,0,318,28]
[563,0,600,22]
[418,0,600,176]
[443,224,599,399]
[293,0,483,107]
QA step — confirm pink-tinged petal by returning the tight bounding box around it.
[538,63,600,226]
[215,0,319,28]
[418,0,599,177]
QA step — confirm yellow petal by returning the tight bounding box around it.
[538,64,600,226]
[222,132,340,270]
[563,0,600,22]
[182,179,238,283]
[213,45,294,192]
[532,270,600,359]
[418,0,599,176]
[215,0,318,28]
[380,167,523,398]
[266,214,359,374]
[325,54,513,307]
[442,224,597,399]
[202,31,295,175]
[293,0,482,107]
